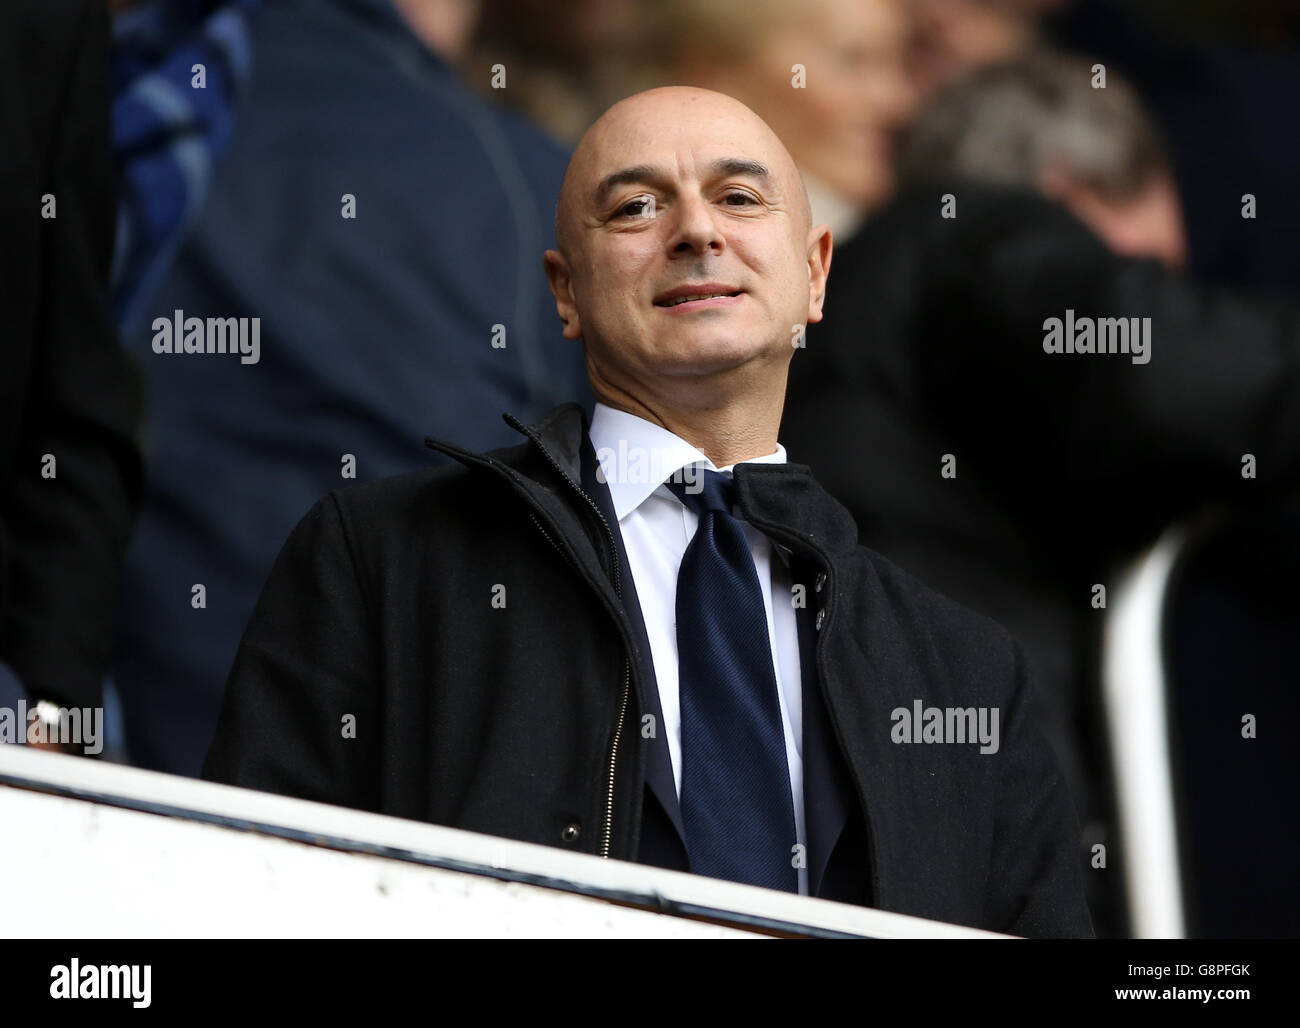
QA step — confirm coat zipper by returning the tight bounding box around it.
[603,662,631,858]
[511,419,630,861]
[530,512,631,859]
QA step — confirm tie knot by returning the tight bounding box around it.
[665,467,735,518]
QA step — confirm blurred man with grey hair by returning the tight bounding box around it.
[899,50,1186,268]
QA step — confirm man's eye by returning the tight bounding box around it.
[616,196,655,218]
[722,191,759,207]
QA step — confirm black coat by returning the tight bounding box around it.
[0,0,142,706]
[203,403,1093,937]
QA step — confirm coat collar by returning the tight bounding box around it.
[428,402,862,566]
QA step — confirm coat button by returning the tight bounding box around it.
[561,822,581,843]
[815,608,826,630]
[815,571,827,593]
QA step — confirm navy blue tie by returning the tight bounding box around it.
[666,468,798,892]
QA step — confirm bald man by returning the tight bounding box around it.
[204,88,1092,938]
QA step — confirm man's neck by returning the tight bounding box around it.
[592,385,784,469]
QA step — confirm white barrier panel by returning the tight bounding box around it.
[1102,525,1189,939]
[0,745,1004,939]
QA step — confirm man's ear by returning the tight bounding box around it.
[805,225,833,324]
[543,249,583,340]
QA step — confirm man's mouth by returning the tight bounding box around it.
[653,284,744,309]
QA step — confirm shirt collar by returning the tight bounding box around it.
[588,402,786,521]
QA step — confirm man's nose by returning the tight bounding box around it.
[667,194,725,257]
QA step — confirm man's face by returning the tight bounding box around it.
[545,89,831,401]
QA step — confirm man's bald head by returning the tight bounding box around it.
[541,84,832,435]
[554,87,812,258]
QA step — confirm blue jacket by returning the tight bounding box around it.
[113,0,589,774]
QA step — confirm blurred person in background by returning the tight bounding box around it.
[899,52,1188,268]
[781,51,1300,934]
[909,0,1300,290]
[109,0,589,777]
[1045,0,1300,290]
[466,0,651,141]
[110,0,264,336]
[641,0,918,244]
[0,0,143,744]
[909,0,1066,98]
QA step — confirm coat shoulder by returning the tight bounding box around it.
[850,540,1023,673]
[329,461,470,511]
[312,461,509,551]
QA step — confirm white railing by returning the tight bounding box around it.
[0,744,1003,939]
[1101,524,1192,938]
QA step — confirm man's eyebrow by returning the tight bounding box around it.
[592,157,775,206]
[707,157,773,184]
[593,165,665,206]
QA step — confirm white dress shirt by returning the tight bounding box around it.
[588,402,808,895]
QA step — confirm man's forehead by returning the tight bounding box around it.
[581,112,783,187]
[587,88,780,165]
[556,87,810,246]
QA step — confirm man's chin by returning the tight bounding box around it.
[650,336,783,379]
